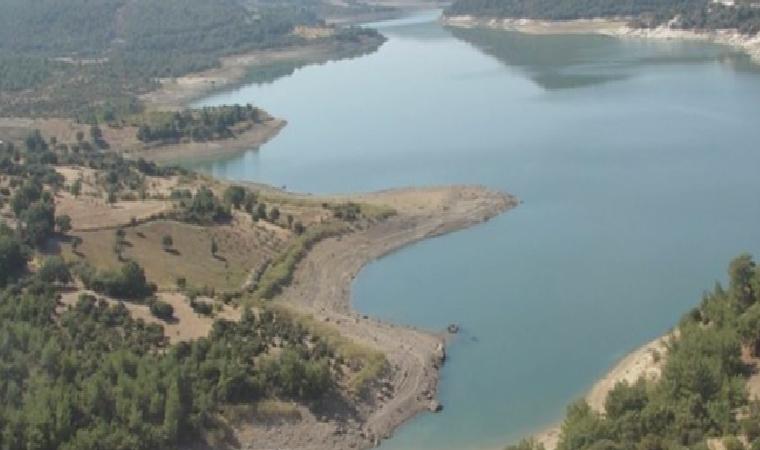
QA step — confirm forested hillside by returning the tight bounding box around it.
[0,0,381,117]
[446,0,760,34]
[0,125,390,449]
[510,254,760,450]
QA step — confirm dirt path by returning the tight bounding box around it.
[256,186,518,449]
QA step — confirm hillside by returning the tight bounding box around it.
[445,0,760,34]
[510,254,760,450]
[0,0,382,118]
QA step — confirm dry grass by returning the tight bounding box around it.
[60,219,285,291]
[55,193,171,231]
[58,290,240,344]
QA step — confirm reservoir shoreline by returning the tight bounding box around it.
[441,15,760,63]
[234,186,519,449]
[531,333,673,450]
[188,12,760,450]
[141,35,386,112]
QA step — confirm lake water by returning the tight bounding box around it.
[190,11,760,450]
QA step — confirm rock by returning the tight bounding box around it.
[433,342,446,367]
[428,400,443,412]
[447,323,460,334]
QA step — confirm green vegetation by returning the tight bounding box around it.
[446,0,760,34]
[134,105,268,145]
[0,225,27,286]
[254,223,347,299]
[0,133,359,447]
[509,254,760,450]
[272,306,389,395]
[77,261,157,300]
[174,186,232,224]
[150,299,175,321]
[0,0,384,117]
[0,271,342,449]
[0,121,394,450]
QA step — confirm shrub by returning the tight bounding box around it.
[38,256,71,284]
[190,299,213,316]
[55,214,72,234]
[150,300,174,320]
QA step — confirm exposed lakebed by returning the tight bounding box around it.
[189,11,760,450]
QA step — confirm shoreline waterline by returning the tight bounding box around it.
[441,15,760,63]
[270,186,519,449]
[190,12,760,450]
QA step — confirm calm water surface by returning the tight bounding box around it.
[190,11,760,450]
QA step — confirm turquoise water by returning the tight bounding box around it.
[190,11,760,450]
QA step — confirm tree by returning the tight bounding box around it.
[70,179,82,198]
[20,201,55,246]
[293,222,305,235]
[255,203,266,221]
[269,207,280,222]
[210,238,218,256]
[243,192,257,213]
[38,256,71,284]
[89,261,154,299]
[287,214,294,228]
[0,233,27,286]
[739,303,760,355]
[75,130,85,143]
[730,254,757,309]
[71,236,83,253]
[25,129,48,152]
[604,380,647,419]
[55,214,72,234]
[223,185,246,210]
[11,181,42,216]
[150,300,174,321]
[162,235,173,251]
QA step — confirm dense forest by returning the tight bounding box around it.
[446,0,760,34]
[509,254,760,450]
[0,0,382,117]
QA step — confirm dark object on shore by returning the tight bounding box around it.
[429,400,443,413]
[447,323,460,334]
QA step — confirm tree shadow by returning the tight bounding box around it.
[164,248,181,256]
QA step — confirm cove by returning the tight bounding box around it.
[189,11,760,450]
